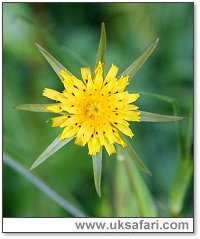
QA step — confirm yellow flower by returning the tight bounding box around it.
[43,61,140,156]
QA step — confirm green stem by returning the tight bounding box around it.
[3,154,87,217]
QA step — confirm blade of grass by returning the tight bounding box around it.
[185,104,193,160]
[170,105,193,216]
[92,149,103,197]
[3,154,87,217]
[117,147,158,217]
[30,135,73,170]
[120,38,159,79]
[114,158,141,216]
[170,158,193,216]
[35,43,73,80]
[140,110,183,122]
[96,22,106,69]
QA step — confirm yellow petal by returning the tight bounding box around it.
[93,62,104,90]
[59,126,78,140]
[43,88,61,101]
[61,104,81,114]
[88,136,101,155]
[58,95,72,106]
[71,76,86,90]
[103,138,116,155]
[82,124,94,145]
[51,115,69,127]
[60,70,73,84]
[111,76,129,93]
[59,115,79,127]
[102,123,115,144]
[44,103,62,113]
[95,125,105,145]
[109,115,129,126]
[75,134,84,146]
[108,92,127,101]
[113,123,134,138]
[81,67,92,84]
[105,64,119,83]
[101,78,116,95]
[59,127,71,140]
[126,93,140,103]
[122,111,141,122]
[113,130,126,147]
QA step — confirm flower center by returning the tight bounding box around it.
[84,101,101,119]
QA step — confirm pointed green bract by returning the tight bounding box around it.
[96,22,106,69]
[120,139,152,176]
[120,38,159,79]
[14,103,63,113]
[35,43,73,80]
[92,149,102,197]
[30,135,73,170]
[140,110,183,122]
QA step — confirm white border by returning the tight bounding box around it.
[3,218,194,233]
[1,0,198,238]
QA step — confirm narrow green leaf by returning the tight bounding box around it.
[3,154,87,217]
[120,38,159,79]
[170,105,193,216]
[30,135,73,170]
[120,139,152,176]
[92,149,102,197]
[96,22,106,67]
[14,103,61,113]
[185,105,193,159]
[35,43,73,80]
[140,110,184,122]
[117,147,158,216]
[170,158,193,216]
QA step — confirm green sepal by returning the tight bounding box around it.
[96,22,106,69]
[30,135,73,170]
[92,149,103,197]
[14,103,65,114]
[35,43,73,80]
[140,110,184,122]
[120,38,159,79]
[120,138,152,176]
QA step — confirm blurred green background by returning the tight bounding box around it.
[3,3,193,217]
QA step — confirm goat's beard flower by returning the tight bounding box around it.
[43,61,140,156]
